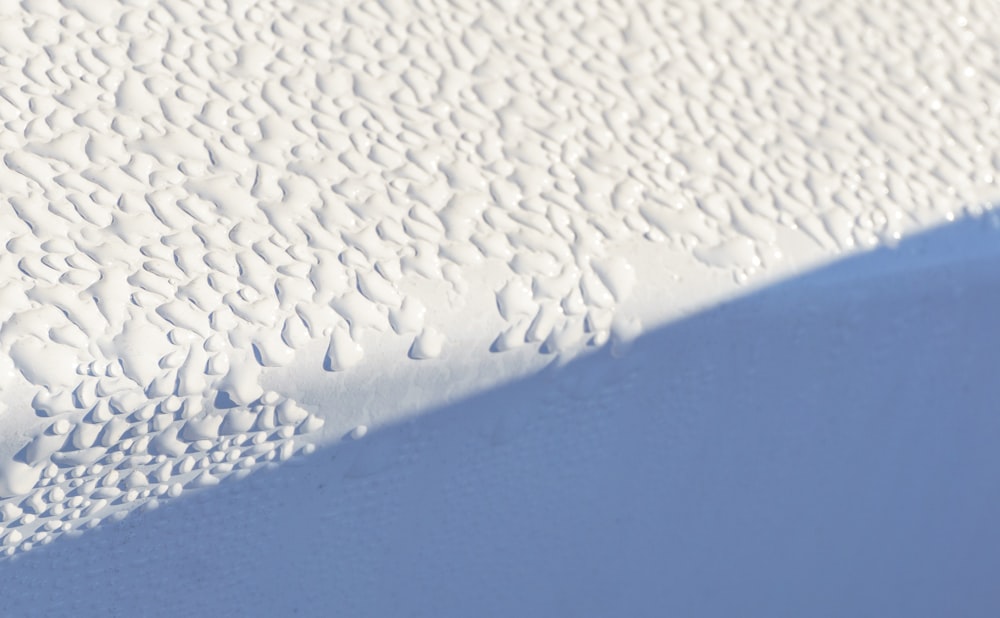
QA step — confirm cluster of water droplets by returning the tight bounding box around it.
[0,0,997,554]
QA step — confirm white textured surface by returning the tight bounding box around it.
[0,0,998,606]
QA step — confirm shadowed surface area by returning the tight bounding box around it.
[1,217,998,616]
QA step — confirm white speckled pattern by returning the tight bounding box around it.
[0,0,998,553]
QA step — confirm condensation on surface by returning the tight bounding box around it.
[1,0,999,554]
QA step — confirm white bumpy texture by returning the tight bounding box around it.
[0,0,998,554]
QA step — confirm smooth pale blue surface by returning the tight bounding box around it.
[2,216,999,617]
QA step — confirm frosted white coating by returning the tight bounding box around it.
[0,0,998,554]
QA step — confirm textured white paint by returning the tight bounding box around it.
[0,0,996,568]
